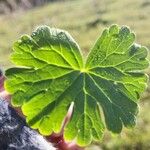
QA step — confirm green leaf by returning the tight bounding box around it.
[5,25,149,146]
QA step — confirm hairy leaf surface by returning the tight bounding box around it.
[5,25,149,146]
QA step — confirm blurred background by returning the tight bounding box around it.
[0,0,150,149]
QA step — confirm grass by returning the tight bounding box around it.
[0,0,150,149]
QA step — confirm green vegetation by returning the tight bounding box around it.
[5,24,148,147]
[1,0,150,149]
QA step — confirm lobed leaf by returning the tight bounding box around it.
[5,25,149,146]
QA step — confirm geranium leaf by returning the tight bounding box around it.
[5,25,149,146]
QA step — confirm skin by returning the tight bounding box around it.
[0,71,84,150]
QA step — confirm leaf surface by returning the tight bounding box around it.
[5,25,149,146]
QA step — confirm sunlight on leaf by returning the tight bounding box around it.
[5,25,149,146]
